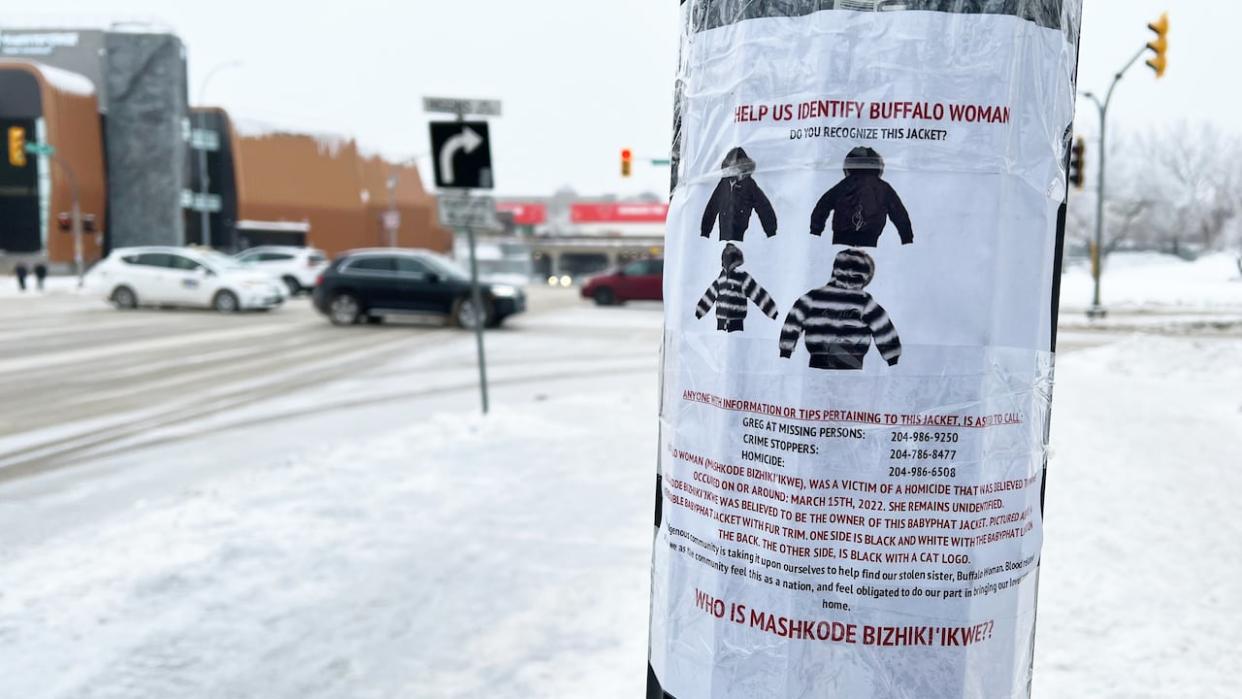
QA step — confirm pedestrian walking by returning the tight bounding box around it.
[34,263,47,291]
[14,263,28,292]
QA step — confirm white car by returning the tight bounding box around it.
[87,246,287,312]
[234,245,328,295]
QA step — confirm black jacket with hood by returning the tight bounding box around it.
[779,249,902,370]
[695,244,778,332]
[809,147,913,248]
[701,147,778,241]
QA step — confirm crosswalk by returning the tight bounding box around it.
[0,296,442,473]
[0,289,659,478]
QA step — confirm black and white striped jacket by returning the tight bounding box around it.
[695,244,778,332]
[779,249,901,370]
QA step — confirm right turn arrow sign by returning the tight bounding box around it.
[429,121,493,190]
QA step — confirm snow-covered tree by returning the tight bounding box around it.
[1066,122,1242,256]
[1136,123,1241,253]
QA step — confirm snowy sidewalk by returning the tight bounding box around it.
[0,378,657,698]
[1036,336,1242,698]
[0,333,1239,697]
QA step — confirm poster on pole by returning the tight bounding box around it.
[648,2,1083,698]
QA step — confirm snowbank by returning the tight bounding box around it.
[1037,336,1242,697]
[0,387,655,698]
[1060,251,1242,310]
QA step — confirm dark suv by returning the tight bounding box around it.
[312,248,526,328]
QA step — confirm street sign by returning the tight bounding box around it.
[23,142,55,157]
[189,128,220,152]
[179,190,222,213]
[430,121,493,190]
[438,194,499,231]
[423,97,502,117]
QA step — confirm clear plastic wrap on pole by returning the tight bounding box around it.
[648,2,1082,697]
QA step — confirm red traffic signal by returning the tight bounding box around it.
[621,148,633,177]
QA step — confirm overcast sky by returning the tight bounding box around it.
[3,1,1233,197]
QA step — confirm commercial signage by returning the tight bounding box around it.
[0,30,108,109]
[648,2,1082,697]
[495,202,547,226]
[570,202,669,224]
[0,31,80,56]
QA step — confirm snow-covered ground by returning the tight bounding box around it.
[0,274,82,298]
[1037,336,1242,698]
[1059,251,1242,311]
[0,359,659,698]
[1,310,1239,697]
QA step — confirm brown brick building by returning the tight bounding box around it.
[193,109,452,258]
[0,59,106,269]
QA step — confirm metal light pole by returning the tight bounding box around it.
[48,153,84,284]
[385,173,400,247]
[384,156,431,248]
[1080,46,1146,320]
[196,60,243,249]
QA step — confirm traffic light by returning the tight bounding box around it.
[621,148,633,177]
[1146,12,1168,78]
[7,126,26,167]
[1069,137,1086,190]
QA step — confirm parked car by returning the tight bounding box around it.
[234,245,328,295]
[86,246,287,312]
[312,248,526,328]
[580,258,664,305]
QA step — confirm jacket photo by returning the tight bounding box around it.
[700,147,778,241]
[809,146,913,248]
[779,249,902,370]
[695,244,778,332]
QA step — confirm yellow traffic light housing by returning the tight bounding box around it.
[621,148,633,177]
[1069,137,1086,190]
[7,125,26,167]
[1146,13,1168,78]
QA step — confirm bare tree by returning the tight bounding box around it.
[1065,129,1156,252]
[1135,122,1242,252]
[1067,122,1242,256]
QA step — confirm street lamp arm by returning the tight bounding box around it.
[198,60,244,105]
[1080,43,1148,320]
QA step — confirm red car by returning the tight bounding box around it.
[580,258,664,305]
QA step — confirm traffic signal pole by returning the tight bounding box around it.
[1081,45,1147,320]
[1079,13,1167,320]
